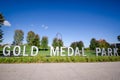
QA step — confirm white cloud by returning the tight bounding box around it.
[3,20,11,27]
[45,26,48,30]
[41,24,48,30]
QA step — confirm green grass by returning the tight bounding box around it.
[84,50,96,56]
[0,45,120,63]
[0,56,120,63]
[0,45,96,57]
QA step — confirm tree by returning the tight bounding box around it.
[26,31,35,46]
[89,38,110,50]
[117,35,120,41]
[58,39,63,47]
[70,41,84,50]
[98,39,110,48]
[70,42,77,50]
[52,38,58,48]
[117,35,120,55]
[52,38,63,48]
[0,13,5,43]
[89,38,99,50]
[77,41,84,50]
[41,36,48,50]
[26,31,40,47]
[13,30,24,45]
[32,34,40,47]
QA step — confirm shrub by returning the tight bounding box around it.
[0,56,120,63]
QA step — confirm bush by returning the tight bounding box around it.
[0,56,120,63]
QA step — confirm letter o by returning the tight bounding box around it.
[13,46,21,56]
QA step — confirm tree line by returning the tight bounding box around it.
[13,30,49,50]
[12,29,63,50]
[0,13,120,50]
[12,29,114,51]
[70,38,110,50]
[1,28,120,51]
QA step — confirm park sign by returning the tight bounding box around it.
[2,45,119,57]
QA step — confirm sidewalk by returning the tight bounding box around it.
[0,62,120,80]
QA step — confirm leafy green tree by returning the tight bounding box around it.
[90,38,110,50]
[13,30,24,45]
[32,34,40,47]
[52,38,63,48]
[70,42,77,50]
[52,38,58,48]
[0,13,5,43]
[89,38,99,50]
[77,41,84,50]
[117,35,120,55]
[58,39,63,47]
[70,41,84,50]
[41,36,48,50]
[117,35,120,41]
[98,39,110,48]
[27,31,35,46]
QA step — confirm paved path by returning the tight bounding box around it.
[0,62,120,80]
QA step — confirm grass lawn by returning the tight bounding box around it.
[0,45,120,63]
[0,45,96,57]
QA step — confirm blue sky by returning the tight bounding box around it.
[0,0,120,47]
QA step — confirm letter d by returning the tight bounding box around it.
[31,46,38,56]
